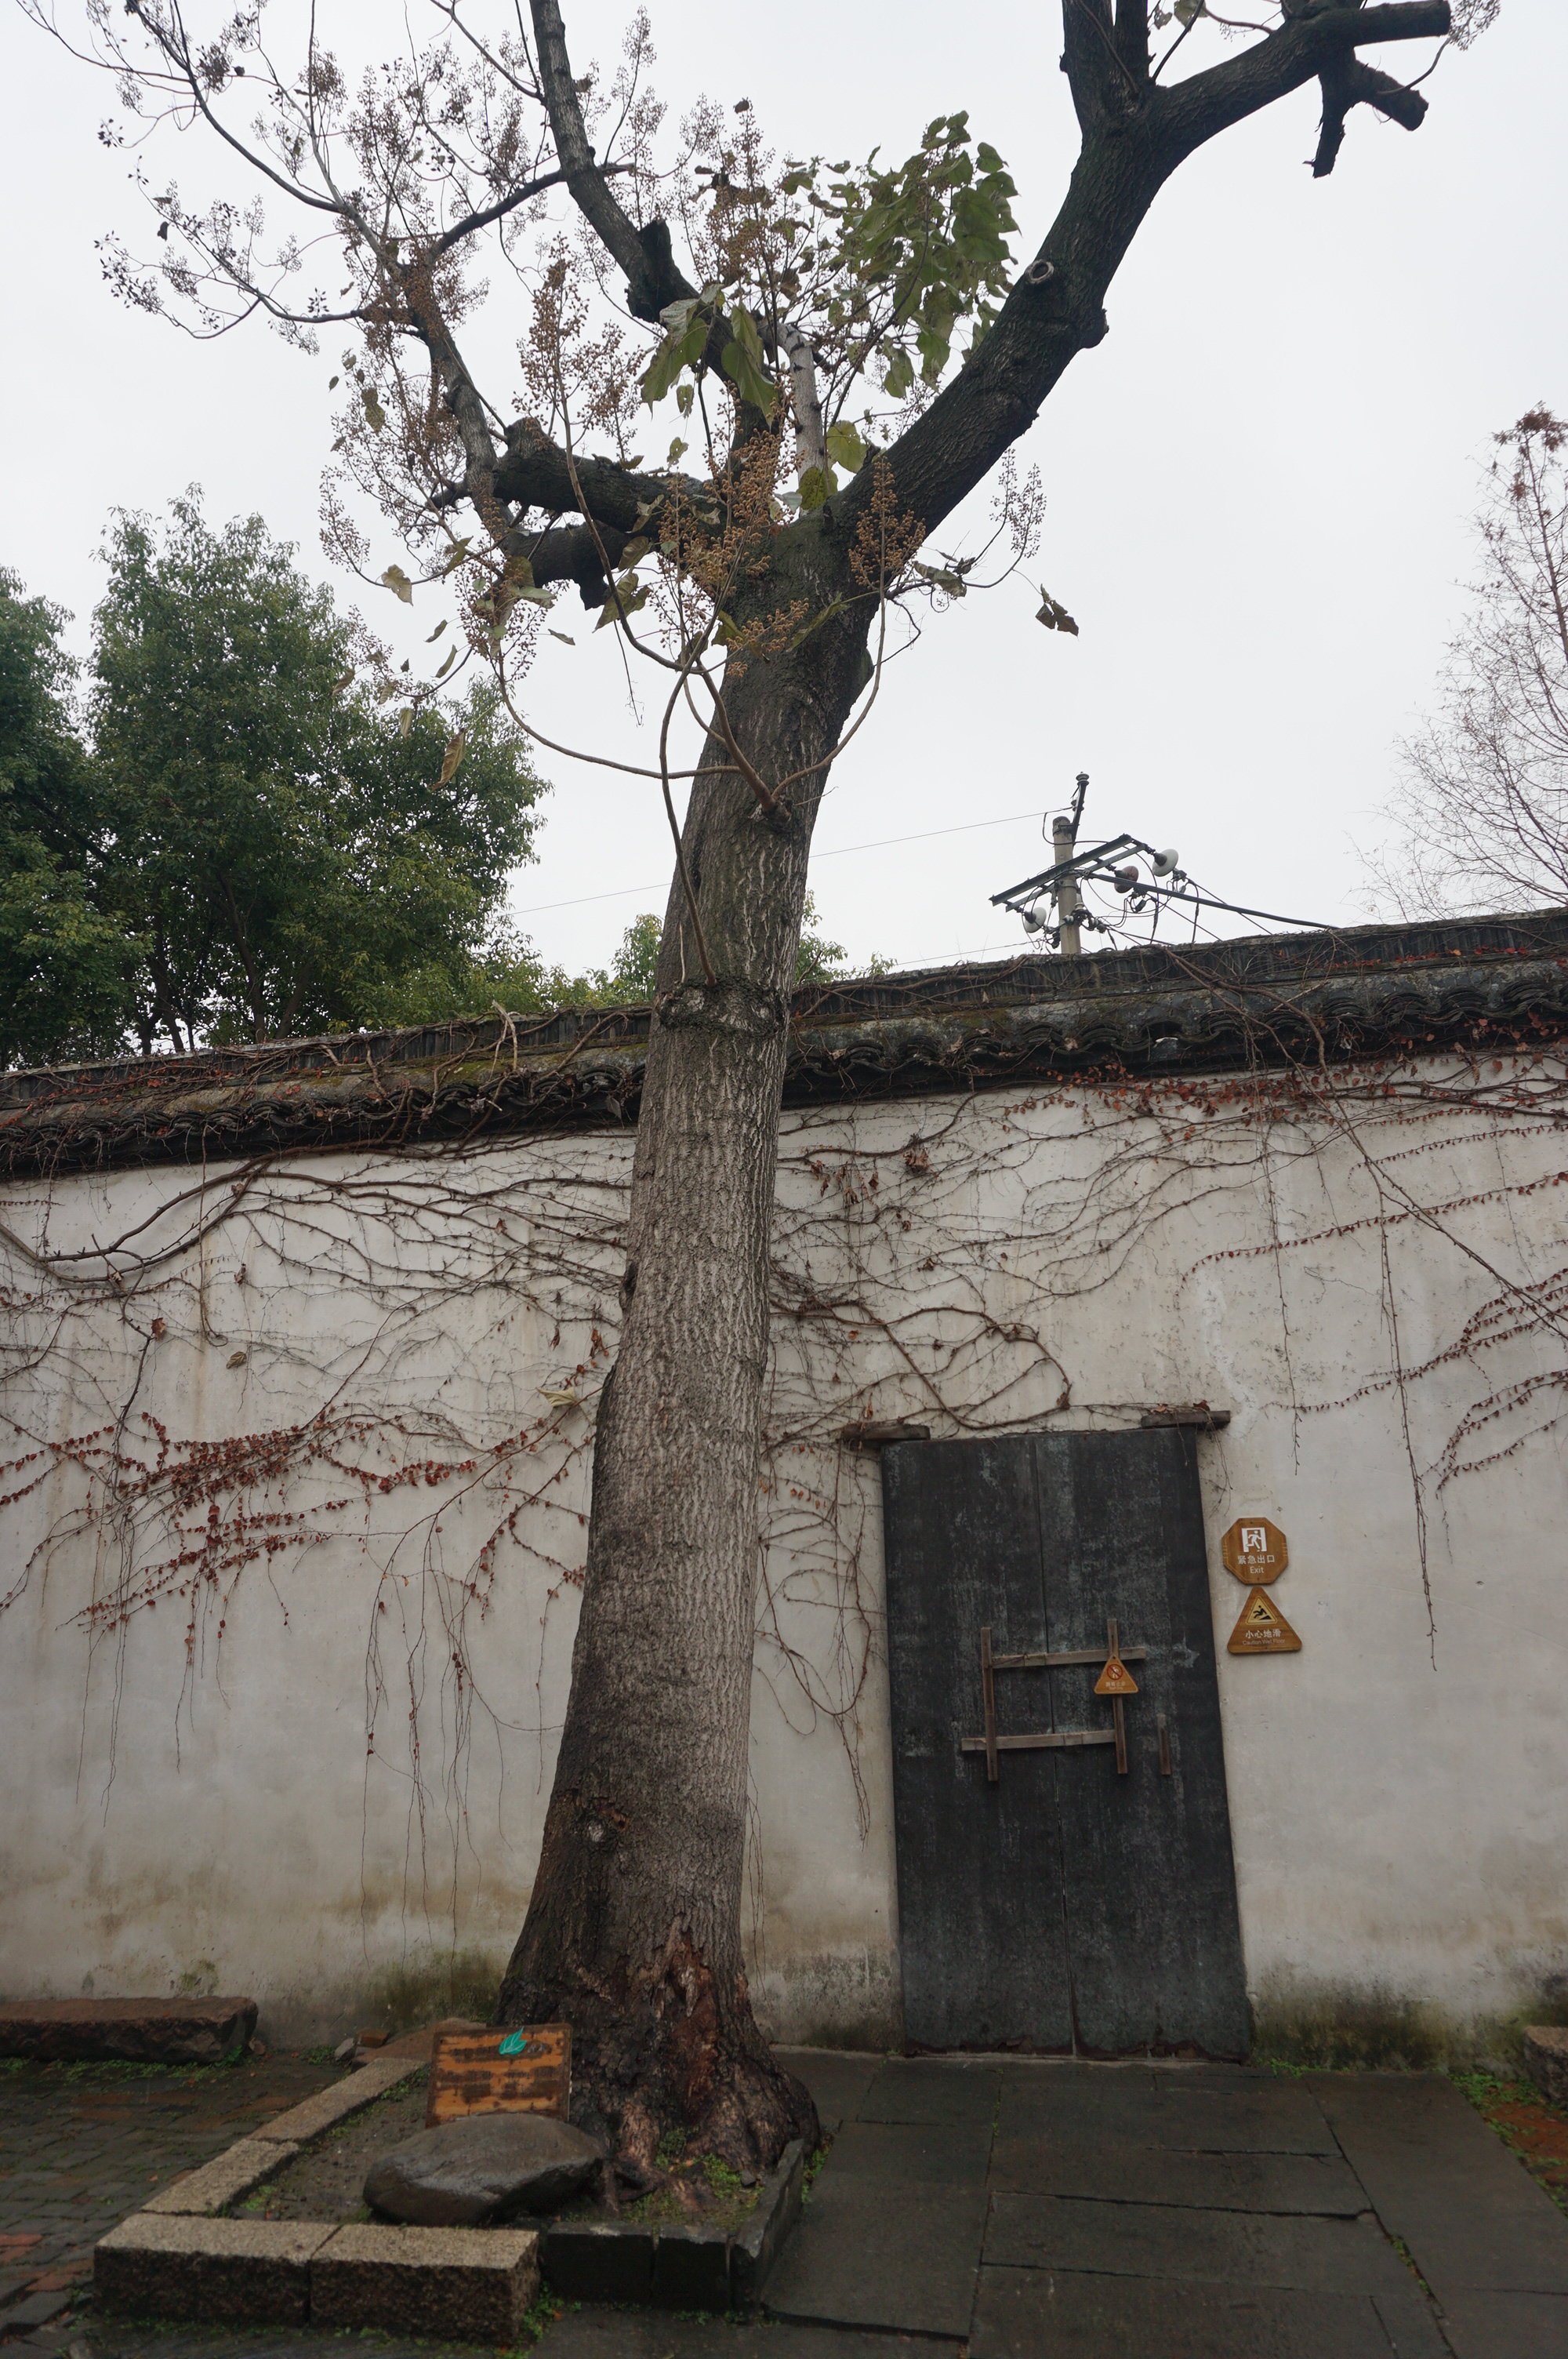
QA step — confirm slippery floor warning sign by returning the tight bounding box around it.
[1227,1585,1302,1655]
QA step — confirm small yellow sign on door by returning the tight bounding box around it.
[1221,1517,1288,1584]
[1226,1586,1302,1655]
[1094,1653,1139,1696]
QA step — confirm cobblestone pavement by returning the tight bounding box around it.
[0,2055,337,2339]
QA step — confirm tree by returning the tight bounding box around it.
[1370,407,1568,918]
[0,572,131,1067]
[91,499,546,1048]
[27,0,1483,2168]
[361,894,862,1027]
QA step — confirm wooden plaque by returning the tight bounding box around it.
[1220,1517,1288,1585]
[425,2024,571,2128]
[1226,1586,1301,1655]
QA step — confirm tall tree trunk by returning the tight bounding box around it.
[497,597,869,2169]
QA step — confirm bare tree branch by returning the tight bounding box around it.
[527,0,690,322]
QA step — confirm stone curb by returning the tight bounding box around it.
[311,2223,539,2340]
[94,2215,333,2326]
[96,2114,806,2331]
[249,2053,418,2143]
[1522,2026,1568,2110]
[737,2135,806,2306]
[541,2136,806,2312]
[94,2215,539,2341]
[143,2139,298,2216]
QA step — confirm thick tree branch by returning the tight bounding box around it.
[398,268,513,540]
[494,421,698,532]
[1114,0,1151,85]
[514,522,628,605]
[528,0,692,322]
[1157,4,1450,167]
[1313,56,1429,176]
[1061,0,1143,131]
[842,1,1449,553]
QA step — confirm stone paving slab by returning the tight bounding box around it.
[855,2057,1003,2128]
[310,2223,538,2342]
[971,2265,1434,2359]
[994,2063,1164,2146]
[771,2048,879,2135]
[1156,2081,1339,2155]
[987,2137,1367,2214]
[94,2217,334,2327]
[810,2118,993,2188]
[765,2176,989,2339]
[1308,2070,1568,2298]
[142,2143,298,2217]
[539,2313,964,2357]
[985,2192,1414,2295]
[1437,2288,1568,2359]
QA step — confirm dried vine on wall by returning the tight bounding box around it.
[3,1022,1566,1952]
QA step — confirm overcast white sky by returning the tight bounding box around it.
[3,3,1563,979]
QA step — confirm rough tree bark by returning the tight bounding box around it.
[493,0,1454,2170]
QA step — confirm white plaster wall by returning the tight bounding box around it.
[2,1058,1563,2055]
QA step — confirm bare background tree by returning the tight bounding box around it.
[1368,405,1566,918]
[22,0,1483,2174]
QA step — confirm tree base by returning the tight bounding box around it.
[495,1928,818,2175]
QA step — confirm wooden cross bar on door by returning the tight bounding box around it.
[964,1619,1160,1781]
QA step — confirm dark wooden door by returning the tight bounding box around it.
[881,1429,1249,2058]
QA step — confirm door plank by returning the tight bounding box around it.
[1035,1429,1249,2059]
[882,1439,1073,2051]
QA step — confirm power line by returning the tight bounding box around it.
[509,807,1049,918]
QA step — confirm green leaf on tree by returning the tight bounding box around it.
[883,347,914,399]
[594,572,651,631]
[437,730,467,785]
[720,306,777,418]
[797,465,835,511]
[381,565,414,605]
[1036,588,1080,636]
[825,421,867,474]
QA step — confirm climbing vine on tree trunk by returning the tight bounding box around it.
[31,0,1468,2166]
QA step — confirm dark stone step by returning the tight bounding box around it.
[0,1997,257,2066]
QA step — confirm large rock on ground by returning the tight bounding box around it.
[365,2114,602,2225]
[1522,2026,1568,2109]
[0,1996,257,2065]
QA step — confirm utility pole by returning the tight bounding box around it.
[1053,772,1087,957]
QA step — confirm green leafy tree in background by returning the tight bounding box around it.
[91,497,547,1049]
[0,572,129,1066]
[385,898,868,1027]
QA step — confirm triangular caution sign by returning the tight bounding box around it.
[1227,1585,1302,1655]
[1094,1652,1139,1696]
